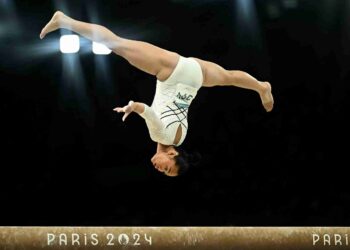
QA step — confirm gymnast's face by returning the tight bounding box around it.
[151,150,179,177]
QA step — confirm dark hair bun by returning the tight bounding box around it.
[174,147,202,176]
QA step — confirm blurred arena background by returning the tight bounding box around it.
[0,0,349,225]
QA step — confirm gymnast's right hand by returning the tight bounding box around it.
[113,101,135,122]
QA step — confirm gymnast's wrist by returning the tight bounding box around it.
[131,101,145,114]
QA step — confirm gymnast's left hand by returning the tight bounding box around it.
[113,100,135,122]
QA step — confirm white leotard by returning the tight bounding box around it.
[140,56,203,146]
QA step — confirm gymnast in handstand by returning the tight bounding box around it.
[40,11,274,177]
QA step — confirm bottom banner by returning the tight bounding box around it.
[0,227,349,249]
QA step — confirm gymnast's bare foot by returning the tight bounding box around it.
[40,11,69,39]
[259,81,274,112]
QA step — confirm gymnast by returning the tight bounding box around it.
[40,11,274,177]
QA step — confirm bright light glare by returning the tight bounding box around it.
[60,35,80,54]
[92,42,112,55]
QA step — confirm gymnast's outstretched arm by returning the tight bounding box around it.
[113,101,146,121]
[40,11,179,82]
[114,101,164,130]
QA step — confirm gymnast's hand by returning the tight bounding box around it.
[113,101,135,122]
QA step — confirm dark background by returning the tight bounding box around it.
[0,0,349,225]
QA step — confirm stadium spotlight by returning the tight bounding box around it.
[92,42,112,55]
[60,35,80,54]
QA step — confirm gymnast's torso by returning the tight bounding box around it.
[145,56,203,146]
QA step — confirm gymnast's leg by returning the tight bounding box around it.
[40,11,179,81]
[192,57,274,112]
